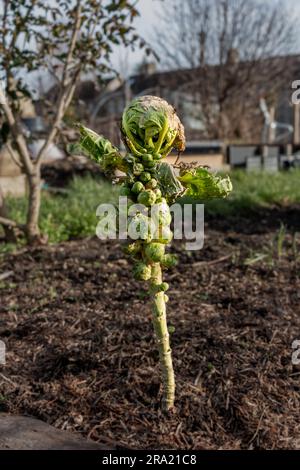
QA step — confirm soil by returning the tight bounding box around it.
[41,157,104,188]
[0,211,299,450]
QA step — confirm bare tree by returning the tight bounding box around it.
[153,0,298,139]
[0,0,145,244]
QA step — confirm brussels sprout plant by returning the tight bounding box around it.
[78,96,232,411]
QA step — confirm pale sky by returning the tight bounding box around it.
[110,0,160,76]
[25,0,300,94]
[110,0,300,76]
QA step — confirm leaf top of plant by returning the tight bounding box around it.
[121,95,185,157]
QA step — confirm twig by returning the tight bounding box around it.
[0,215,23,229]
[0,373,18,388]
[6,142,23,169]
[174,151,181,165]
[248,409,265,445]
[0,270,14,281]
[192,254,232,267]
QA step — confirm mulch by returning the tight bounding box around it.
[0,216,299,449]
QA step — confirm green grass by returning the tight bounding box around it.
[180,169,300,216]
[2,169,300,248]
[6,176,119,244]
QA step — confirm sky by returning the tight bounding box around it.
[110,0,300,75]
[110,0,159,76]
[18,0,300,94]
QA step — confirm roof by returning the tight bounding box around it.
[129,54,300,96]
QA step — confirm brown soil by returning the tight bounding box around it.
[41,157,104,188]
[0,217,299,450]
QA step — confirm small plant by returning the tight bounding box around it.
[274,223,286,260]
[77,96,232,411]
[244,223,289,267]
[292,232,299,263]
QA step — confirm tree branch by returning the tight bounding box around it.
[36,1,82,165]
[6,142,23,170]
[0,84,33,175]
[64,66,81,110]
[0,215,23,229]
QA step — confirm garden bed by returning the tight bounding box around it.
[0,216,299,449]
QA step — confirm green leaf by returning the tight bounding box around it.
[178,167,232,200]
[155,162,185,203]
[77,124,126,174]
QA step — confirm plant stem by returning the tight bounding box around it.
[150,263,175,411]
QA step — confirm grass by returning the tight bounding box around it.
[5,176,119,244]
[243,222,300,267]
[2,169,300,248]
[180,169,300,216]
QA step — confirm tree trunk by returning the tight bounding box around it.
[26,166,42,245]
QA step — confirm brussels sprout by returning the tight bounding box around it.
[144,242,165,262]
[152,201,172,226]
[145,178,158,190]
[123,241,141,257]
[142,154,153,165]
[153,281,169,292]
[161,254,178,268]
[153,188,162,200]
[133,262,152,281]
[144,160,157,169]
[137,189,157,207]
[128,213,154,242]
[150,281,169,294]
[78,94,232,413]
[120,186,132,197]
[161,282,169,291]
[133,163,144,176]
[154,225,173,244]
[132,181,145,194]
[140,171,152,183]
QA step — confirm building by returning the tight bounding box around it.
[76,54,300,148]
